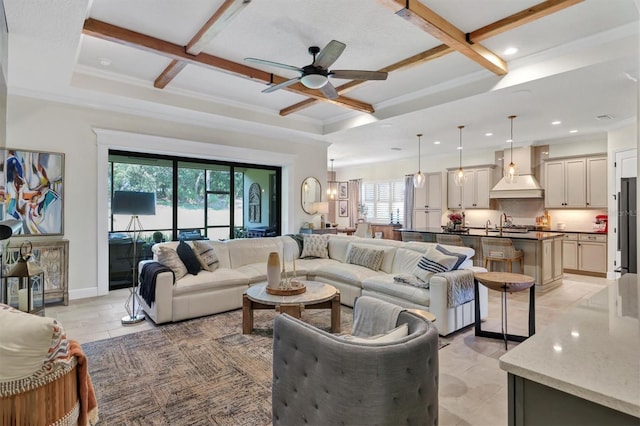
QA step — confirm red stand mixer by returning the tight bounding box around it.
[594,215,608,233]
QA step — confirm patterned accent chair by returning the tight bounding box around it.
[481,237,524,272]
[271,301,439,425]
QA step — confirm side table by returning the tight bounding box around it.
[474,272,535,349]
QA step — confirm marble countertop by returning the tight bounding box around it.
[399,227,565,241]
[499,273,640,417]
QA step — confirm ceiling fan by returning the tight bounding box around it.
[245,40,388,99]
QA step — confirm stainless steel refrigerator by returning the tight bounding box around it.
[618,177,637,274]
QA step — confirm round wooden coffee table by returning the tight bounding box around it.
[474,272,535,349]
[242,281,341,334]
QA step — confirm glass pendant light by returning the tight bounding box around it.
[413,133,425,188]
[454,125,467,186]
[506,115,518,183]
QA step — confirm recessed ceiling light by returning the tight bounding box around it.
[99,57,112,66]
[506,139,513,143]
[551,120,562,125]
[380,123,393,128]
[569,129,579,133]
[457,146,463,150]
[503,47,518,55]
[433,141,440,145]
[391,147,402,151]
[485,132,493,137]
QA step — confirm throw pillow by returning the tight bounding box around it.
[300,234,329,259]
[156,246,188,280]
[412,246,458,282]
[347,246,384,271]
[192,240,219,272]
[342,323,409,344]
[176,241,202,275]
[436,245,466,270]
[394,273,429,289]
[0,304,63,381]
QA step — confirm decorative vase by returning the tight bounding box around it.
[266,252,281,289]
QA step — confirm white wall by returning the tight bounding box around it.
[6,94,328,299]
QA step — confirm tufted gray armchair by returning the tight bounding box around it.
[271,309,439,426]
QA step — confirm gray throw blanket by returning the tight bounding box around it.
[434,269,475,308]
[351,296,405,337]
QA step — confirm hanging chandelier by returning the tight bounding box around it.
[413,133,425,188]
[506,115,518,183]
[326,158,338,200]
[454,125,467,186]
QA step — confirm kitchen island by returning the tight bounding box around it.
[499,273,639,425]
[400,227,564,291]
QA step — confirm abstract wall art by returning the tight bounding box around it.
[0,149,64,235]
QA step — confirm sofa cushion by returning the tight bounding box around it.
[192,240,219,272]
[361,276,431,307]
[391,248,423,274]
[436,244,466,270]
[312,263,383,287]
[301,234,329,258]
[177,241,202,275]
[346,246,384,271]
[226,237,283,269]
[172,269,249,295]
[347,242,397,273]
[156,246,188,280]
[412,246,459,282]
[0,304,65,381]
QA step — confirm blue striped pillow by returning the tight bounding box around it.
[411,246,458,283]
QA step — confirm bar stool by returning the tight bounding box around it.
[473,271,535,349]
[481,237,524,272]
[436,234,464,246]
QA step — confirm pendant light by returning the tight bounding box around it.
[506,115,518,183]
[454,125,467,186]
[413,133,425,188]
[327,159,338,200]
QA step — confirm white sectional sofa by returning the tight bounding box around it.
[137,235,488,336]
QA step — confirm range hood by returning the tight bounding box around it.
[490,146,544,199]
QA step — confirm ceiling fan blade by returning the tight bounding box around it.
[319,82,339,99]
[262,77,301,93]
[313,40,346,69]
[245,57,303,73]
[330,70,388,80]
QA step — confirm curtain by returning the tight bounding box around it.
[404,175,415,229]
[347,179,361,227]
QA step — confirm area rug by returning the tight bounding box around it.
[82,307,447,425]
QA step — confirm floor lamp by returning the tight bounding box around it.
[111,191,156,325]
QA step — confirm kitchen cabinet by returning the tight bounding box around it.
[544,155,606,208]
[542,238,563,285]
[563,232,607,277]
[447,166,496,209]
[414,172,442,210]
[413,209,442,229]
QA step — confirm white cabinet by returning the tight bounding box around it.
[447,166,495,209]
[544,155,606,208]
[414,172,442,210]
[413,209,442,229]
[542,238,564,285]
[563,232,607,276]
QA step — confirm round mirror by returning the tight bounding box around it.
[301,177,322,214]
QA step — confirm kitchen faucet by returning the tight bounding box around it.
[485,219,491,233]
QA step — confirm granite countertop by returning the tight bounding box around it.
[399,227,565,241]
[499,273,640,417]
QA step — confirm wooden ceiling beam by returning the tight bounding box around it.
[83,18,375,114]
[281,0,582,116]
[154,0,251,89]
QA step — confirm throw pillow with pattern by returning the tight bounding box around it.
[177,241,202,275]
[411,246,458,283]
[347,246,384,271]
[300,234,330,259]
[156,246,188,280]
[435,245,466,270]
[192,240,219,272]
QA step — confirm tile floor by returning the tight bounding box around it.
[46,273,610,426]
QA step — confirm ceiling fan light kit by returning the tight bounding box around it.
[245,40,387,99]
[413,133,425,189]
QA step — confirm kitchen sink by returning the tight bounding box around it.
[487,227,530,233]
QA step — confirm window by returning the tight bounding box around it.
[361,180,405,224]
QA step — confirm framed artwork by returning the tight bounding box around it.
[338,181,348,199]
[0,149,65,236]
[339,200,348,217]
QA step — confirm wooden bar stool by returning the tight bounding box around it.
[473,271,535,349]
[481,237,524,272]
[436,234,464,246]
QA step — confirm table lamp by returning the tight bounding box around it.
[315,201,329,229]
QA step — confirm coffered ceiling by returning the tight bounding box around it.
[3,0,639,167]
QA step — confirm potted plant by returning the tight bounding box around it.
[447,212,464,230]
